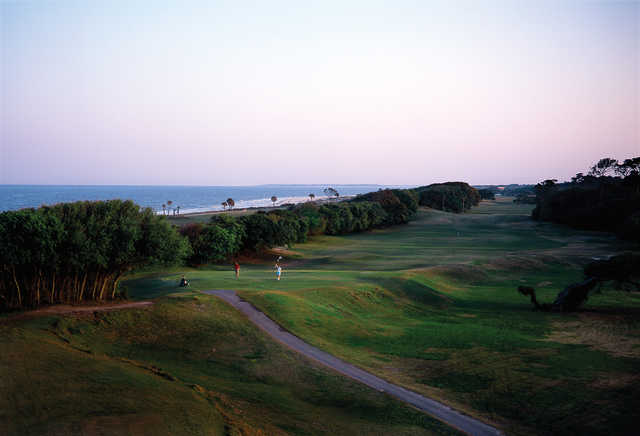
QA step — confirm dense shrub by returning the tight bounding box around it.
[238,213,281,252]
[318,204,351,234]
[413,182,480,213]
[532,177,640,241]
[315,201,388,234]
[584,252,640,286]
[294,203,325,235]
[391,189,419,214]
[238,211,309,251]
[180,220,243,265]
[348,201,386,232]
[0,200,189,310]
[269,210,310,245]
[620,211,640,243]
[478,189,495,200]
[532,157,640,242]
[351,189,413,225]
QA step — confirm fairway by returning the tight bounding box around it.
[125,198,640,435]
[5,2,637,434]
[4,199,638,435]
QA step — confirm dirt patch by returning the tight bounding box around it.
[2,301,153,322]
[268,247,303,257]
[546,313,640,358]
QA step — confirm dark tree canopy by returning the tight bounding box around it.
[589,158,618,177]
[478,189,495,200]
[0,200,189,310]
[532,156,640,242]
[413,182,480,213]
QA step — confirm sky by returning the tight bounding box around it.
[1,0,638,186]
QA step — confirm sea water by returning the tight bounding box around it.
[0,184,410,214]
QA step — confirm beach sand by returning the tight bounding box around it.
[167,196,354,220]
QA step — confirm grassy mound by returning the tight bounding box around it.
[1,293,457,436]
[5,198,639,435]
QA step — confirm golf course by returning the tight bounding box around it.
[2,198,639,435]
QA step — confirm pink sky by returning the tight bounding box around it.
[1,1,638,185]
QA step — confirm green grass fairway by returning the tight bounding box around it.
[2,295,458,436]
[124,198,640,435]
[4,198,639,435]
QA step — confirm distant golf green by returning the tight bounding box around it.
[125,198,640,435]
[3,198,638,435]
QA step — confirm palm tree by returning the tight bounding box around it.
[271,196,277,206]
[309,193,315,201]
[167,200,173,215]
[176,206,180,215]
[221,202,228,210]
[226,198,235,210]
[162,204,166,215]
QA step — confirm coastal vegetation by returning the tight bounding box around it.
[0,187,424,309]
[0,200,188,311]
[180,189,417,266]
[114,200,640,434]
[2,196,638,435]
[532,156,640,241]
[413,182,481,213]
[478,189,495,200]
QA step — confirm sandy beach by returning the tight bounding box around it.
[166,195,355,220]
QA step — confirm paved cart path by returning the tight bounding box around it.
[203,289,502,436]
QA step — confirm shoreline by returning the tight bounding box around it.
[166,195,355,219]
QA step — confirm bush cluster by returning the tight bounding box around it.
[181,189,416,265]
[532,169,640,242]
[0,200,189,310]
[478,189,495,200]
[413,182,480,213]
[351,189,418,225]
[0,187,435,309]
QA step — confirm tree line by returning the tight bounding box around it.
[0,200,189,310]
[532,157,640,242]
[0,184,482,310]
[180,189,418,266]
[179,183,483,266]
[412,182,481,213]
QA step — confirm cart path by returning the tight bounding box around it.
[203,289,502,436]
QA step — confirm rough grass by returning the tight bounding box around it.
[1,294,458,436]
[122,197,640,435]
[5,197,639,435]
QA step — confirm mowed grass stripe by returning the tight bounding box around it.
[122,198,640,435]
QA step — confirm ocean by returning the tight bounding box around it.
[0,184,410,214]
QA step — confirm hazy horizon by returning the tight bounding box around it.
[2,1,638,186]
